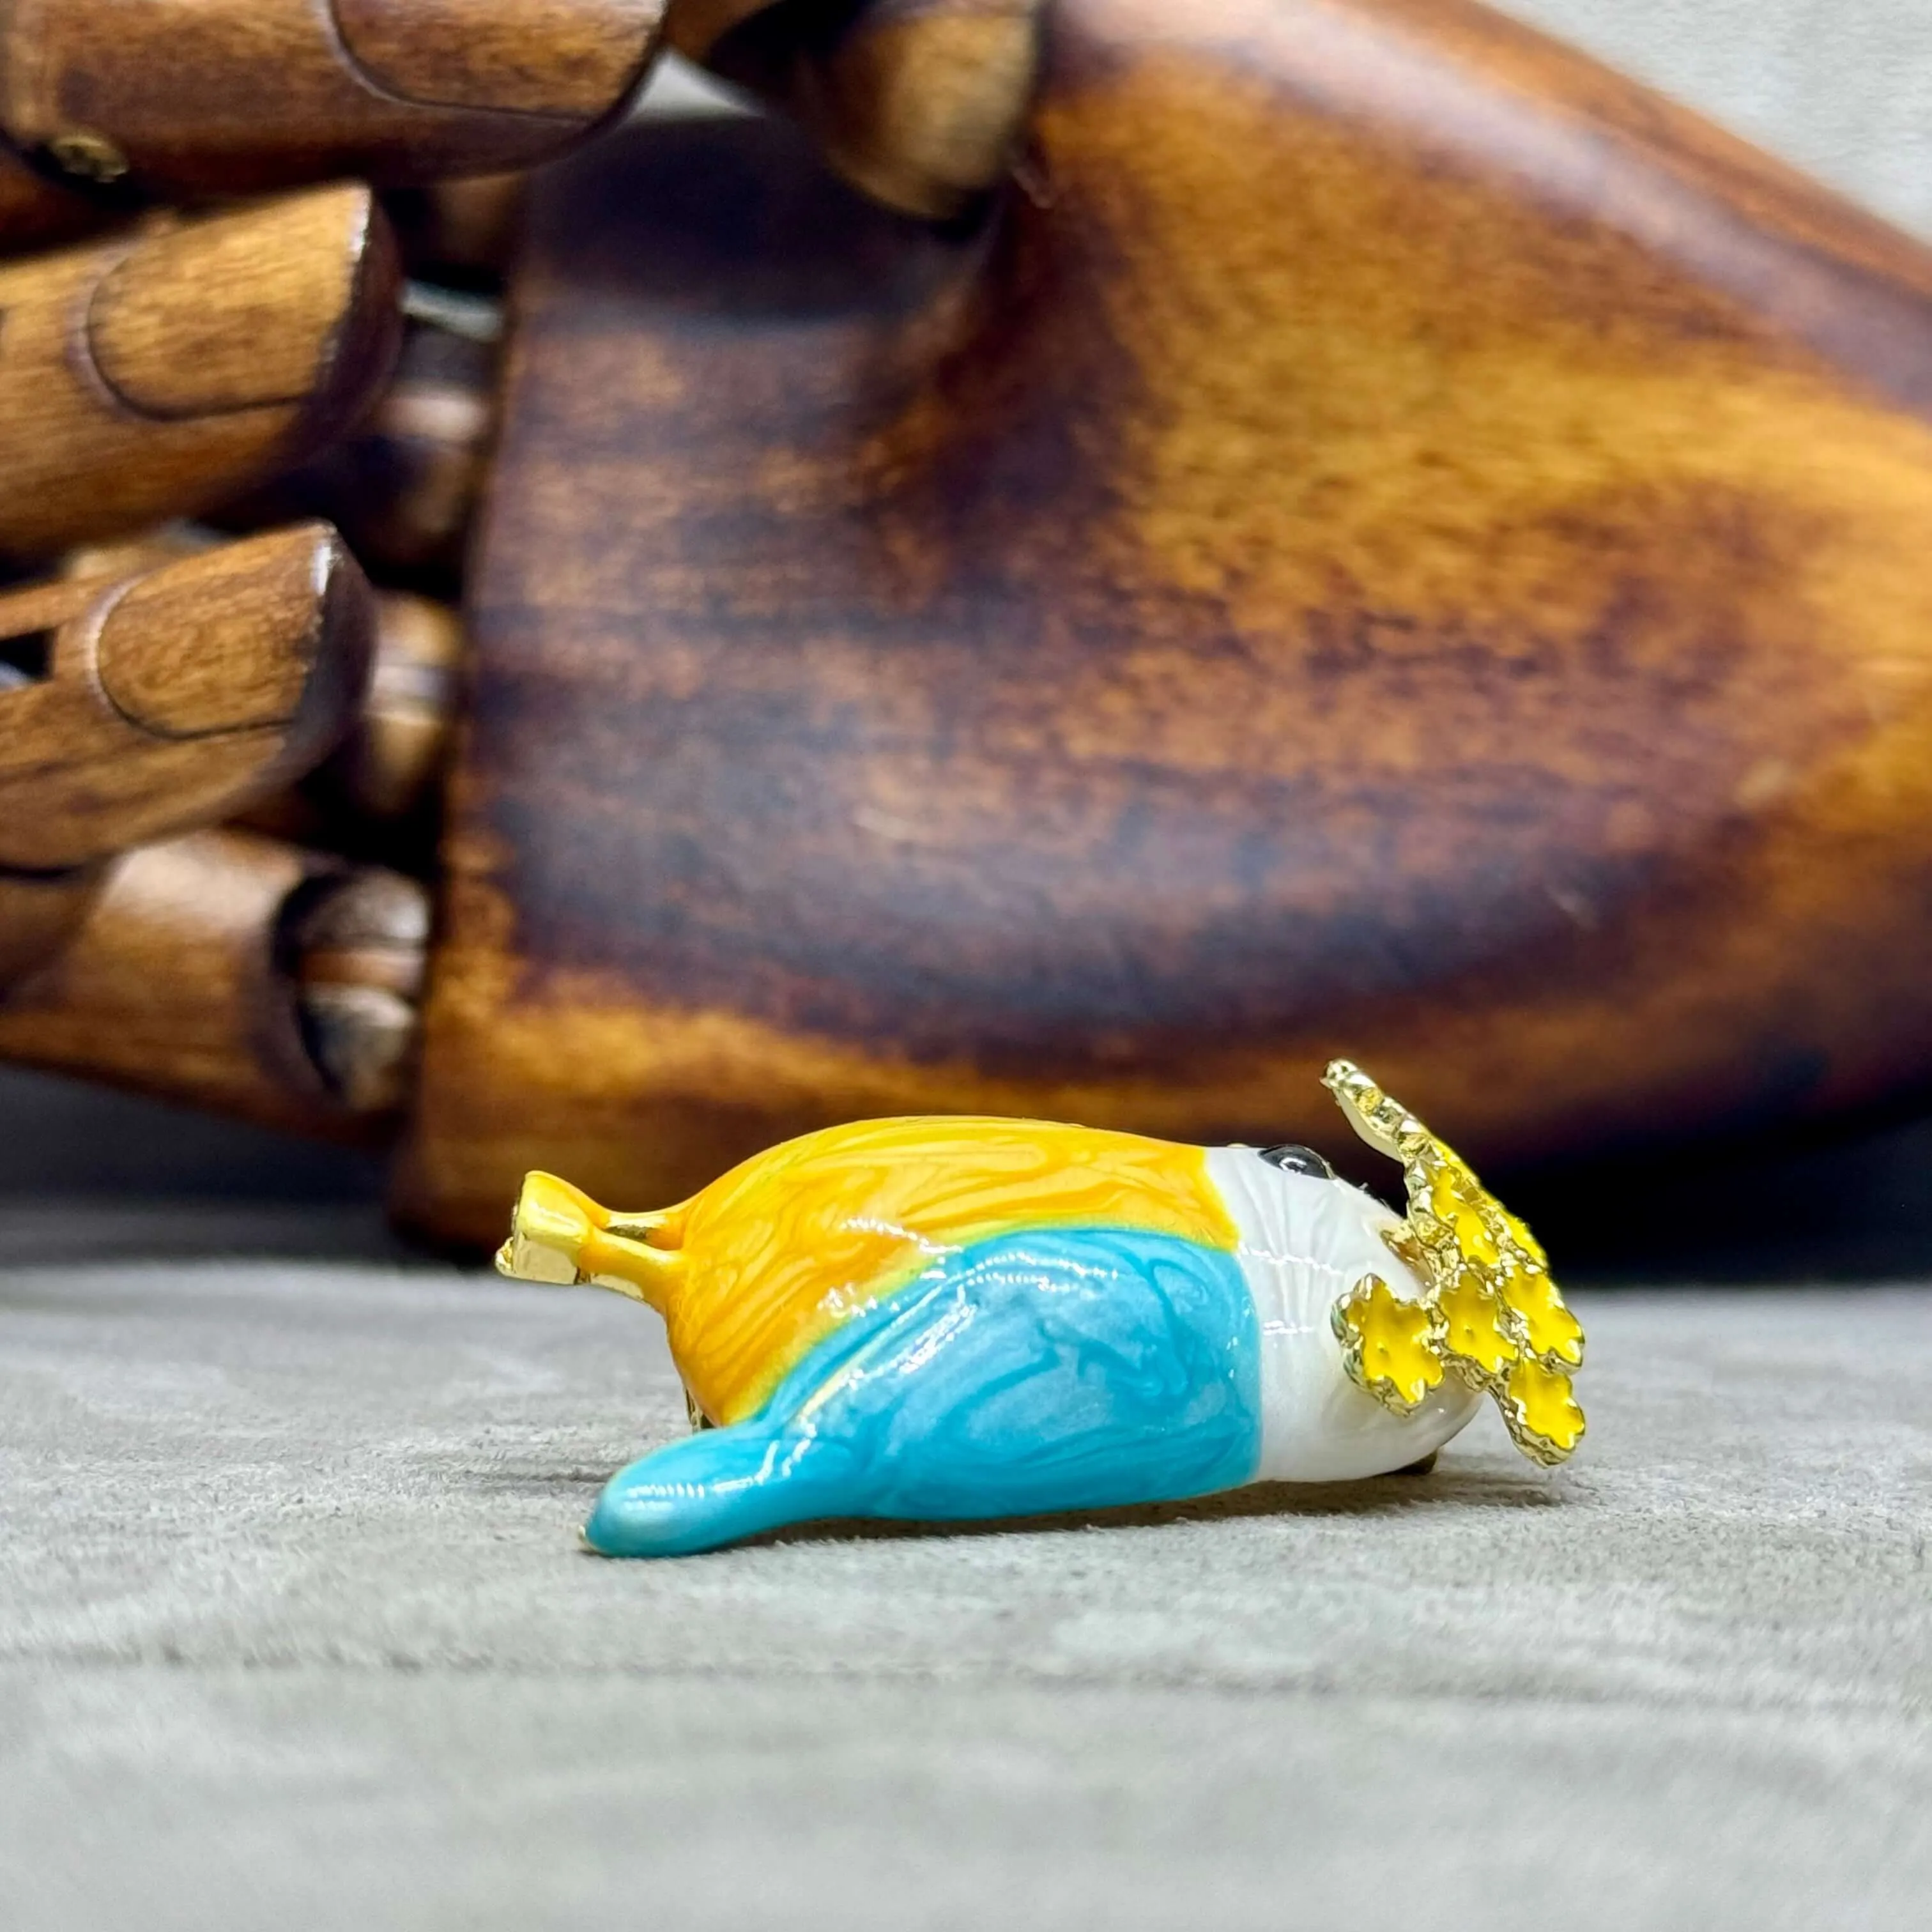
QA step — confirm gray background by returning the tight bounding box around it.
[1526,0,1932,240]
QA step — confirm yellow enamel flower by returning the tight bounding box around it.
[1321,1061,1588,1469]
[1434,1268,1519,1386]
[1426,1160,1502,1268]
[1331,1276,1445,1413]
[1501,1358,1586,1465]
[1498,1261,1584,1370]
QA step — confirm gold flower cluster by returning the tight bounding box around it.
[1322,1061,1586,1467]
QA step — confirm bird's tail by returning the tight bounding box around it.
[583,1422,863,1557]
[495,1170,686,1314]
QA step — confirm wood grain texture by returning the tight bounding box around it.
[677,0,1042,218]
[0,187,402,560]
[0,134,100,249]
[335,0,661,117]
[286,864,432,1116]
[335,594,464,825]
[0,830,399,1140]
[385,174,530,282]
[0,866,98,991]
[211,319,496,595]
[233,589,466,867]
[0,0,666,195]
[56,529,462,855]
[400,0,1932,1246]
[0,526,376,869]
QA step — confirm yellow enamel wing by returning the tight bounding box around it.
[1324,1061,1586,1466]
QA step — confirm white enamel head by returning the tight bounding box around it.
[1207,1147,1483,1480]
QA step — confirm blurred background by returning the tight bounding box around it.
[5,0,1932,1280]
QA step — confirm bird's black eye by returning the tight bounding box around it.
[1259,1144,1335,1179]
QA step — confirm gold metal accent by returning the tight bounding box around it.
[1330,1275,1444,1413]
[495,1171,593,1285]
[1324,1060,1587,1467]
[46,131,130,185]
[496,1170,684,1311]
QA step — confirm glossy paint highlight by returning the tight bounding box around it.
[584,1116,1239,1422]
[585,1225,1263,1558]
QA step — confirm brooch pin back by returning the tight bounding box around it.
[496,1063,1585,1556]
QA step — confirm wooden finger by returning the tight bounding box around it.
[0,187,403,560]
[0,829,427,1138]
[0,134,103,249]
[60,530,464,844]
[238,594,464,861]
[671,0,1041,218]
[801,0,1040,219]
[330,594,464,825]
[210,320,496,590]
[0,525,376,870]
[2,0,667,198]
[384,174,532,285]
[286,864,433,1115]
[0,864,99,992]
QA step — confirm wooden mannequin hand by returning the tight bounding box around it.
[24,0,1932,1244]
[400,0,1932,1243]
[0,1,1035,1146]
[0,0,673,1134]
[0,0,1033,553]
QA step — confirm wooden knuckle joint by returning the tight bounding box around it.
[0,0,670,195]
[671,0,1045,219]
[0,830,425,1139]
[0,188,402,558]
[0,527,376,870]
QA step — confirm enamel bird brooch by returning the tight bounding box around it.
[496,1062,1586,1556]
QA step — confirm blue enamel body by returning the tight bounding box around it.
[585,1227,1264,1558]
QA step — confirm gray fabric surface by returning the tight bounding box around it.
[4,1245,1928,1928]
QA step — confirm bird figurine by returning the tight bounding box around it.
[496,1061,1586,1556]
